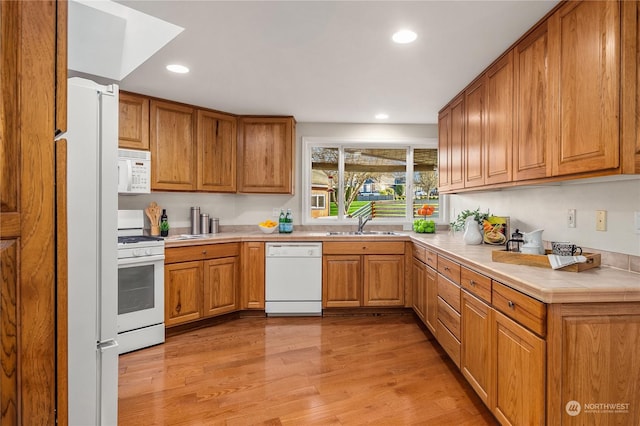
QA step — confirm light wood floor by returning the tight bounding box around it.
[118,315,498,425]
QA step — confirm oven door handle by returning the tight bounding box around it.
[118,254,165,266]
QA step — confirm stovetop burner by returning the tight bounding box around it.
[118,235,164,244]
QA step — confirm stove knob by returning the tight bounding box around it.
[146,249,152,256]
[133,249,142,256]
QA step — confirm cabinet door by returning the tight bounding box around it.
[465,78,486,188]
[238,116,295,194]
[323,255,362,307]
[450,95,465,190]
[437,107,451,191]
[513,22,552,181]
[119,92,149,150]
[461,291,492,405]
[364,255,404,307]
[203,256,239,317]
[150,100,196,190]
[411,258,426,322]
[197,110,237,192]
[241,242,265,309]
[485,51,513,185]
[165,261,202,326]
[549,0,620,176]
[425,266,438,335]
[492,310,545,426]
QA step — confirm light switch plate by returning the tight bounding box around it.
[596,210,607,231]
[567,209,576,228]
[635,211,640,234]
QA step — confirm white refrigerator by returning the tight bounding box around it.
[66,77,119,425]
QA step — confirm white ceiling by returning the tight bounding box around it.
[115,0,560,124]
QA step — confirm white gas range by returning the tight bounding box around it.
[117,210,165,353]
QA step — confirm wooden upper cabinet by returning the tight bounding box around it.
[437,107,451,191]
[464,78,486,188]
[150,100,196,191]
[197,110,237,192]
[484,51,513,185]
[119,92,150,150]
[548,0,620,176]
[237,116,295,194]
[438,95,464,193]
[621,0,640,174]
[513,22,551,181]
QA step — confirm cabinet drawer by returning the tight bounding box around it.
[323,241,405,255]
[437,275,460,312]
[460,266,492,303]
[165,243,241,263]
[437,319,461,368]
[437,297,461,340]
[492,281,546,337]
[437,256,461,284]
[412,243,426,262]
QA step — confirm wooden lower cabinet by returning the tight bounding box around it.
[323,242,405,308]
[412,257,426,321]
[547,302,640,426]
[425,266,438,334]
[461,290,492,405]
[165,243,240,327]
[492,310,546,426]
[165,261,203,326]
[323,255,362,308]
[241,242,265,309]
[363,255,404,306]
[203,257,239,316]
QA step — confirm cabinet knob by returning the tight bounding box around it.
[202,250,207,255]
[427,257,433,262]
[507,300,515,309]
[444,266,450,272]
[470,280,476,286]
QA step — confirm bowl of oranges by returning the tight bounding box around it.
[258,219,278,234]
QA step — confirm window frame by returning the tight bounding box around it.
[301,137,446,227]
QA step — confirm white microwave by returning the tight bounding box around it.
[118,149,151,194]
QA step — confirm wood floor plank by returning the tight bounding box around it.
[119,316,498,425]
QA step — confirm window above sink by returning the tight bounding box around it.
[301,137,447,228]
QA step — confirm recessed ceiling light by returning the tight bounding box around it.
[166,64,189,74]
[375,113,389,120]
[392,29,417,44]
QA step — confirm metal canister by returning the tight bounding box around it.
[210,217,219,234]
[190,207,200,234]
[200,213,210,234]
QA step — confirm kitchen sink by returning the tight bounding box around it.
[167,234,211,241]
[326,231,404,236]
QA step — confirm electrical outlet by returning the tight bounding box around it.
[272,208,280,217]
[567,209,576,228]
[635,211,640,234]
[596,210,607,231]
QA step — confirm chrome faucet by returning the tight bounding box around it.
[357,215,372,233]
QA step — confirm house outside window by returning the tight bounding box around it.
[301,137,444,226]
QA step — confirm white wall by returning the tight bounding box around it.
[119,121,640,256]
[449,177,640,256]
[118,122,437,228]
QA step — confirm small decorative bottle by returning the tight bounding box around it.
[160,209,169,237]
[285,209,293,233]
[278,209,286,233]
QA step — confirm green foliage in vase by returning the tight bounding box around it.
[450,208,490,232]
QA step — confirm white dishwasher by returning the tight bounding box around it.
[265,242,323,316]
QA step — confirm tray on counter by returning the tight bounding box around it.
[491,249,601,272]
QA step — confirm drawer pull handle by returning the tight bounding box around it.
[470,280,476,286]
[427,257,433,262]
[444,266,450,272]
[507,300,515,309]
[202,250,207,255]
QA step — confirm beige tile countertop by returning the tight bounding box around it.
[163,230,640,304]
